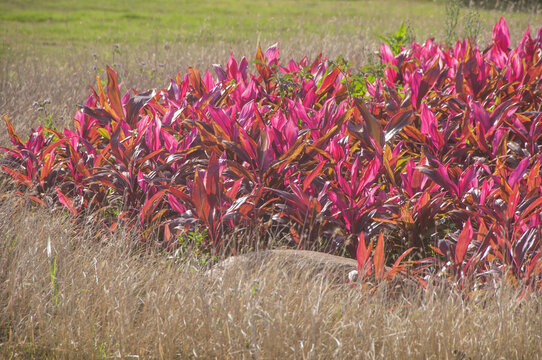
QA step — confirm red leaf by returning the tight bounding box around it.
[291,227,300,245]
[140,189,166,225]
[188,67,206,97]
[106,65,125,121]
[15,191,45,206]
[416,166,457,198]
[492,16,510,51]
[163,223,172,243]
[166,186,194,208]
[264,42,280,65]
[56,186,78,216]
[506,184,520,221]
[519,196,542,223]
[167,193,186,214]
[125,89,156,127]
[356,232,371,274]
[192,171,210,224]
[302,160,326,192]
[110,121,127,167]
[455,218,473,265]
[420,103,443,149]
[316,68,340,96]
[309,109,349,152]
[414,59,440,109]
[255,42,271,82]
[355,99,384,148]
[387,247,414,278]
[226,178,243,201]
[508,158,530,188]
[384,110,413,143]
[204,153,220,203]
[526,253,542,282]
[39,150,56,183]
[374,232,385,280]
[430,244,445,257]
[357,156,381,195]
[1,166,33,187]
[3,115,24,148]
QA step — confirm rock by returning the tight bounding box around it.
[207,249,360,285]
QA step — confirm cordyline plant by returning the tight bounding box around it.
[2,18,542,292]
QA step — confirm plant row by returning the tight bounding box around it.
[2,17,542,291]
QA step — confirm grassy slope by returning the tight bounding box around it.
[2,0,542,358]
[3,0,451,47]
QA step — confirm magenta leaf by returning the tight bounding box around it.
[493,17,510,51]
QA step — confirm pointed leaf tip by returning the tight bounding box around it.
[492,17,510,51]
[508,158,530,188]
[105,65,125,121]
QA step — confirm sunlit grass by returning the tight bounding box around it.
[1,0,541,56]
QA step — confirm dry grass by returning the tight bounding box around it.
[1,193,542,359]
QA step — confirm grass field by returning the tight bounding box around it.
[2,0,542,358]
[1,0,539,49]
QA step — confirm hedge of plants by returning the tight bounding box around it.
[2,17,541,291]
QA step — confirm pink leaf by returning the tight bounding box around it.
[492,17,510,51]
[227,52,239,80]
[357,156,381,195]
[470,101,490,132]
[420,103,443,149]
[213,64,228,82]
[202,70,215,91]
[458,166,478,198]
[264,42,280,65]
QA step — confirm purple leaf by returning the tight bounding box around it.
[508,158,530,188]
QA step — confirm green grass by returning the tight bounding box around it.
[1,0,541,58]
